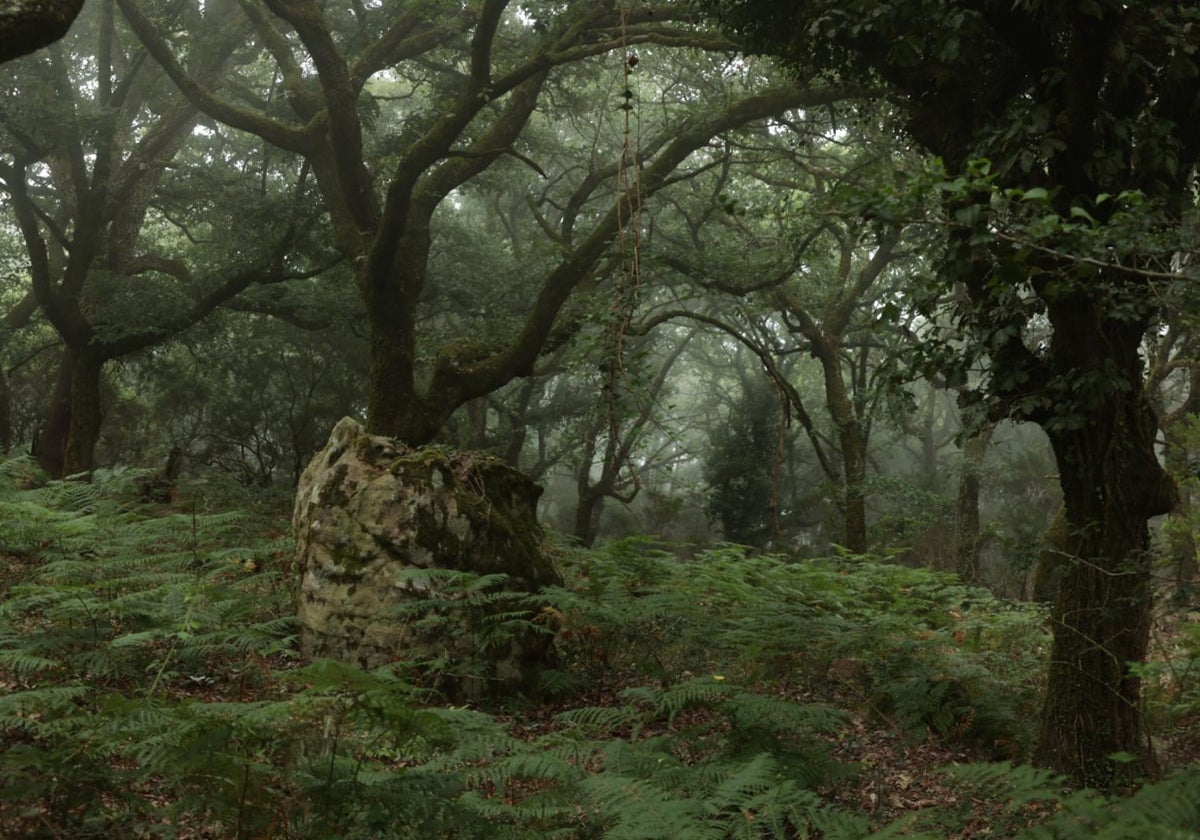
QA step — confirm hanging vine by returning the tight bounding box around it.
[595,0,645,497]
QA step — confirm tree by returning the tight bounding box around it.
[0,0,84,64]
[711,0,1200,784]
[120,0,853,447]
[571,328,694,547]
[0,0,330,476]
[643,112,922,552]
[702,350,787,545]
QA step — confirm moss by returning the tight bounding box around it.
[310,507,379,576]
[385,449,559,586]
[297,419,562,697]
[317,463,350,507]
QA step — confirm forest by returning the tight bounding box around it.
[2,0,1200,836]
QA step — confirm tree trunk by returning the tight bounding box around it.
[954,422,993,583]
[0,364,11,454]
[815,343,868,553]
[841,426,868,554]
[573,489,603,549]
[61,350,103,477]
[502,379,537,470]
[366,329,459,446]
[33,351,72,477]
[464,397,489,450]
[1033,385,1176,785]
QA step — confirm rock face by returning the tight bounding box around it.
[293,417,562,699]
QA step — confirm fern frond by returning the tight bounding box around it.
[581,772,721,840]
[622,676,734,721]
[947,761,1064,805]
[0,648,61,676]
[555,704,640,735]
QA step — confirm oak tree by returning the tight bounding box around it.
[712,0,1200,784]
[121,0,853,445]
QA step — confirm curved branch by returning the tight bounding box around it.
[428,85,858,411]
[262,0,378,230]
[116,0,311,153]
[0,0,84,64]
[635,307,838,482]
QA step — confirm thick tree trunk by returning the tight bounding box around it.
[61,350,102,476]
[366,331,443,445]
[1034,386,1176,785]
[954,422,993,583]
[840,428,868,554]
[33,352,72,477]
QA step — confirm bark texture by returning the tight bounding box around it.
[954,423,993,584]
[0,0,83,63]
[1033,369,1176,785]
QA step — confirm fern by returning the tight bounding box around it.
[0,465,1154,838]
[1026,768,1200,838]
[622,676,735,722]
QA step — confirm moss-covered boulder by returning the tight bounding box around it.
[293,417,561,699]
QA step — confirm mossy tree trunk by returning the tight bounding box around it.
[821,356,868,554]
[954,422,993,584]
[33,353,72,476]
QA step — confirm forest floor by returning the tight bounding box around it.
[2,482,1200,835]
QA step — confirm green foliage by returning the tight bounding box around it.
[0,462,1185,838]
[703,375,785,546]
[462,674,853,838]
[0,462,526,837]
[547,539,1047,755]
[913,761,1200,838]
[868,475,954,548]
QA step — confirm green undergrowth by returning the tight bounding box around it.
[1,458,1199,838]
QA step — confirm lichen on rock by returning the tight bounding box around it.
[293,417,561,700]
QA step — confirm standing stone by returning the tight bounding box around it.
[293,417,561,699]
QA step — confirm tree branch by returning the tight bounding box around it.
[116,0,311,153]
[0,0,84,64]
